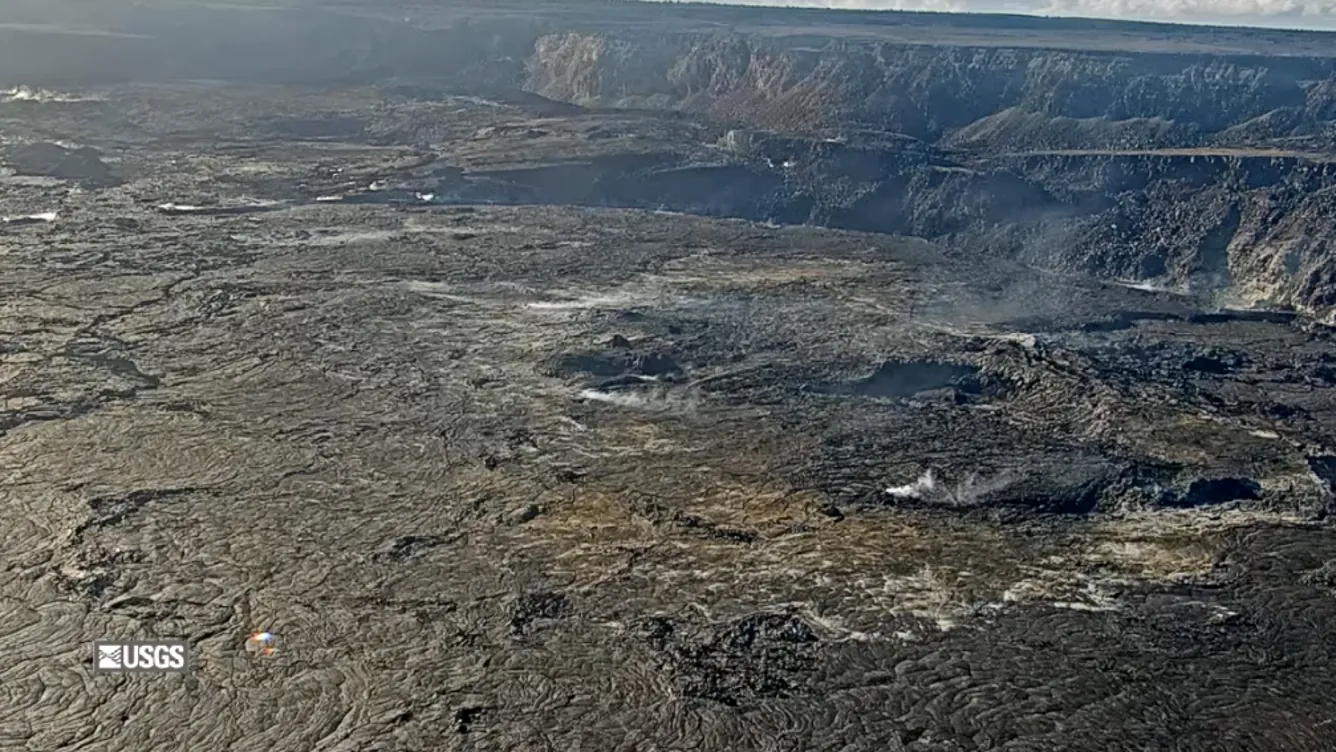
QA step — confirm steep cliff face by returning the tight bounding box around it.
[524,32,1335,142]
[516,29,1336,319]
[814,148,1336,316]
[1226,187,1336,311]
[942,108,1199,151]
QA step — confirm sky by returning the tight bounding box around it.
[649,0,1336,30]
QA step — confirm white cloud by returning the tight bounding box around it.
[1043,0,1334,18]
[644,0,1336,25]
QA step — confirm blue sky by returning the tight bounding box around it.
[645,0,1336,30]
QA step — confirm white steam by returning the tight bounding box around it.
[885,468,1017,507]
[577,386,699,412]
[0,86,98,103]
[2,211,58,224]
[886,469,942,500]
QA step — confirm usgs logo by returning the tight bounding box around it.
[93,640,189,674]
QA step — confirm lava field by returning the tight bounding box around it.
[2,2,1336,751]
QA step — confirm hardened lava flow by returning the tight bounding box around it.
[1,2,1336,750]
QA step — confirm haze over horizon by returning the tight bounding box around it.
[640,0,1336,31]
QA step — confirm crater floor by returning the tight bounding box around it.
[1,82,1335,751]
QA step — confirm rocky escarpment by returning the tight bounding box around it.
[516,29,1336,318]
[613,127,1332,315]
[8,4,1336,150]
[940,152,1336,314]
[524,31,1336,144]
[339,121,1336,318]
[941,108,1199,151]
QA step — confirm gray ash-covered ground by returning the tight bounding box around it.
[1,28,1336,752]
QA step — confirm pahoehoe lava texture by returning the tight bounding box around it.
[2,2,1336,750]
